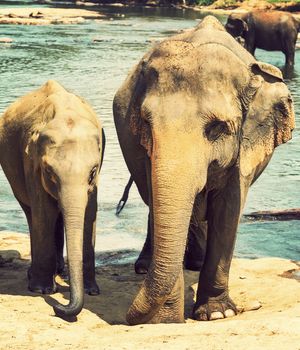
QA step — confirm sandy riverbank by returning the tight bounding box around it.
[0,231,299,349]
[0,7,104,25]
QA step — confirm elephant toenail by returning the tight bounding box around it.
[210,311,224,320]
[224,309,235,318]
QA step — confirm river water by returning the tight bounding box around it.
[0,4,299,264]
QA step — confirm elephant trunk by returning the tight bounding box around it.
[127,134,206,324]
[53,187,88,318]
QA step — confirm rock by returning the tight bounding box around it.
[8,13,20,18]
[0,37,13,43]
[92,38,105,43]
[107,3,125,7]
[29,11,44,19]
[244,208,300,221]
[279,267,300,281]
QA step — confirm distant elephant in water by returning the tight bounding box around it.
[225,10,300,66]
[0,80,105,318]
[113,16,295,325]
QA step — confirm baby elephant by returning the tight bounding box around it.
[226,10,300,66]
[0,80,105,318]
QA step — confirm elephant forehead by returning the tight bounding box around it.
[43,139,100,173]
[143,90,241,128]
[47,93,99,126]
[44,117,100,140]
[143,92,198,120]
[147,49,249,95]
[199,90,241,118]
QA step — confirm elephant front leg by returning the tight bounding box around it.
[244,35,256,56]
[193,172,248,321]
[135,157,153,274]
[28,202,58,294]
[184,192,207,271]
[83,187,100,295]
[283,46,295,67]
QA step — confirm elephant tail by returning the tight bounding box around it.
[116,176,134,215]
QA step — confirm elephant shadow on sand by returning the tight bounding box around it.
[0,250,199,324]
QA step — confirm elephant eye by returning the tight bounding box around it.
[45,166,51,174]
[88,166,98,185]
[204,119,232,142]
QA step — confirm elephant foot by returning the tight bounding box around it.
[28,268,57,294]
[134,256,151,274]
[149,301,185,324]
[28,277,57,294]
[127,299,184,325]
[134,258,150,274]
[193,291,237,321]
[127,271,185,325]
[84,280,100,295]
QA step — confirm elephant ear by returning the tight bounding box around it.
[113,45,155,157]
[251,61,283,82]
[126,58,154,156]
[273,93,295,147]
[240,62,294,178]
[25,128,42,173]
[248,62,293,148]
[25,100,56,168]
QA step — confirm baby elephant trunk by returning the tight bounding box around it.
[53,189,88,318]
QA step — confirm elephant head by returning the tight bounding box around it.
[27,91,103,317]
[123,21,294,324]
[225,13,249,38]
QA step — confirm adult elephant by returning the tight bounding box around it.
[225,10,300,66]
[113,16,294,324]
[0,80,105,318]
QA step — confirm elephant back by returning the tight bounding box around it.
[164,15,256,68]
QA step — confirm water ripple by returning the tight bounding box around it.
[0,7,299,261]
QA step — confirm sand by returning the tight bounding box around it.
[0,231,299,349]
[0,8,104,25]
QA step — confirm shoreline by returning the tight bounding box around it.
[0,231,299,349]
[1,0,300,26]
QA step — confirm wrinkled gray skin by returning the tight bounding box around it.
[113,16,295,324]
[0,80,104,318]
[225,10,300,66]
